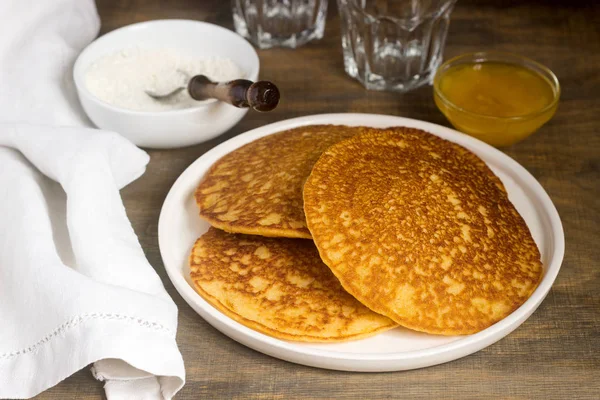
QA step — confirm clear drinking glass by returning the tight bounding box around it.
[337,0,457,92]
[232,0,329,49]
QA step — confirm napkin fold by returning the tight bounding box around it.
[0,1,185,399]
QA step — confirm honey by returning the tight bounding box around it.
[434,54,559,147]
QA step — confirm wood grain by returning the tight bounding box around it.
[35,0,600,398]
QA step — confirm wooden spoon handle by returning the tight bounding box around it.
[188,75,280,112]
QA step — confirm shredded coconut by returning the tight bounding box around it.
[84,47,243,112]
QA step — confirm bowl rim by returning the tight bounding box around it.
[433,51,561,121]
[73,19,260,116]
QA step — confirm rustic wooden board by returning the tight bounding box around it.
[34,0,599,398]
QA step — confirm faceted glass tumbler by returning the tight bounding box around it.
[337,0,457,92]
[232,0,329,49]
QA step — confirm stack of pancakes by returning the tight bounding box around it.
[190,125,542,341]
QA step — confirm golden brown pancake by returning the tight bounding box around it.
[189,227,396,342]
[303,127,543,335]
[194,125,360,239]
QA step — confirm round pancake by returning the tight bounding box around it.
[194,125,360,239]
[303,127,543,335]
[189,227,396,342]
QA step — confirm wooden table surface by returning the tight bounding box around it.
[36,0,599,399]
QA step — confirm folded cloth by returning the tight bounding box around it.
[0,1,185,399]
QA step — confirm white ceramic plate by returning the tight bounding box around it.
[158,113,564,371]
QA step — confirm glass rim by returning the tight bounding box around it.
[340,0,457,21]
[433,51,561,121]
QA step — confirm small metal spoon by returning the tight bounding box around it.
[145,72,280,112]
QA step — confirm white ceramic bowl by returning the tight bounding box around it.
[73,20,259,149]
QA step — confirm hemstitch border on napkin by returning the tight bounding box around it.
[1,313,175,360]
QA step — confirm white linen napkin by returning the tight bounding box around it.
[0,1,185,399]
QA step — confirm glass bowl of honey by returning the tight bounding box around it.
[433,51,560,147]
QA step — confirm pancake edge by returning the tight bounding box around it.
[197,213,313,239]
